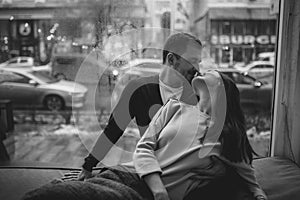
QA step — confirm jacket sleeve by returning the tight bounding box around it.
[82,80,139,172]
[133,100,174,178]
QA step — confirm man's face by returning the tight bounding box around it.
[173,41,202,83]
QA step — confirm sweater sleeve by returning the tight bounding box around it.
[221,158,267,199]
[133,100,174,178]
[82,80,139,172]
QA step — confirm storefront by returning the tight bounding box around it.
[0,5,61,64]
[206,6,277,67]
[0,0,148,64]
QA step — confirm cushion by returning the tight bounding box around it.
[253,157,300,200]
[0,157,300,200]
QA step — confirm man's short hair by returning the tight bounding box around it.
[162,32,202,64]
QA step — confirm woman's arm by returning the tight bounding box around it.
[133,103,167,177]
[133,100,178,198]
[221,158,268,200]
[144,172,170,200]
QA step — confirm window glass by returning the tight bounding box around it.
[0,0,278,166]
[221,21,231,35]
[20,59,28,63]
[0,71,23,83]
[232,21,244,35]
[211,21,219,35]
[245,20,256,35]
[252,65,264,69]
[225,72,254,85]
[0,71,29,83]
[29,71,58,83]
[136,63,162,69]
[8,60,18,64]
[233,47,243,62]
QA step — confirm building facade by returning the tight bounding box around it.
[0,0,147,64]
[192,0,277,67]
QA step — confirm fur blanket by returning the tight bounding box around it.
[22,165,153,200]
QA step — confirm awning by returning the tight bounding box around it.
[0,8,55,20]
[208,7,276,20]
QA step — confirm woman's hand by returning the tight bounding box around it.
[143,172,170,200]
[77,168,93,181]
[153,189,170,200]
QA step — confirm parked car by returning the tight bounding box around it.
[51,54,114,87]
[115,59,272,109]
[112,59,163,103]
[234,61,274,83]
[116,59,162,83]
[0,56,52,74]
[0,68,87,111]
[257,52,275,63]
[216,68,273,109]
[0,57,34,68]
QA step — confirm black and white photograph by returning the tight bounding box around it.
[0,0,299,200]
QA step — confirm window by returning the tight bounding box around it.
[29,71,58,83]
[136,63,163,69]
[0,0,279,168]
[20,59,28,63]
[233,47,243,62]
[245,21,256,35]
[54,57,76,65]
[232,21,244,35]
[221,21,231,35]
[252,64,273,69]
[8,60,18,64]
[0,71,31,84]
[225,72,255,85]
[211,21,219,35]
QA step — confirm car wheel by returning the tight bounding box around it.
[44,95,64,111]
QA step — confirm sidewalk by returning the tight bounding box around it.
[7,85,140,167]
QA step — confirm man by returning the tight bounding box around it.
[76,32,252,200]
[78,32,202,180]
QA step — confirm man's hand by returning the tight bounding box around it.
[255,195,267,200]
[77,168,93,181]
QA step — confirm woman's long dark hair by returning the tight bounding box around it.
[219,73,256,164]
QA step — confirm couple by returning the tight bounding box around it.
[23,33,267,200]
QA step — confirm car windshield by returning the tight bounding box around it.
[29,71,59,83]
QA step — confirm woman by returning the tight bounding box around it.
[133,70,267,200]
[23,70,267,200]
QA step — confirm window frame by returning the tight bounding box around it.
[270,0,300,164]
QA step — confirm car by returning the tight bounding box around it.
[234,61,274,83]
[116,60,272,109]
[257,52,275,63]
[140,47,162,59]
[0,68,87,111]
[0,57,34,68]
[215,68,273,109]
[117,58,163,82]
[0,56,52,74]
[112,59,163,103]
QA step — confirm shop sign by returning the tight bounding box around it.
[211,35,276,45]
